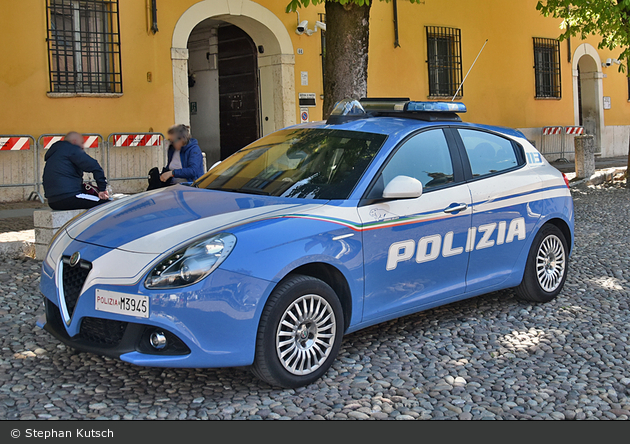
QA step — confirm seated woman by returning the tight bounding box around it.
[147,124,205,190]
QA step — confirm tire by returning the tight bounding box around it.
[251,274,344,388]
[515,224,569,303]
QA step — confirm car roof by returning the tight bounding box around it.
[290,116,526,140]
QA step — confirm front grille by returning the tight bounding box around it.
[61,257,92,318]
[79,317,128,347]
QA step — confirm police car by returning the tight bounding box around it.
[38,99,574,388]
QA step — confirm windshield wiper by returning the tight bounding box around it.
[214,188,271,196]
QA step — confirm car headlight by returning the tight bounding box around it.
[145,233,236,289]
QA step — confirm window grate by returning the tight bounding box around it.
[46,0,123,94]
[534,37,561,99]
[426,26,463,98]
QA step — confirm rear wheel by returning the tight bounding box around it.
[515,224,568,303]
[251,275,344,388]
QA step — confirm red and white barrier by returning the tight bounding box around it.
[542,127,563,136]
[112,134,162,147]
[565,126,585,135]
[0,136,32,151]
[41,135,100,149]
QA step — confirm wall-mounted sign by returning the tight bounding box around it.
[297,48,304,55]
[300,108,309,123]
[603,96,611,110]
[190,102,198,115]
[301,71,308,86]
[299,93,317,107]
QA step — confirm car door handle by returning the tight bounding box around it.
[444,203,468,214]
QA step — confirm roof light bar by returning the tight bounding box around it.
[405,101,467,113]
[326,98,467,124]
[360,98,467,113]
[359,98,410,112]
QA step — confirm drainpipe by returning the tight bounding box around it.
[393,0,400,48]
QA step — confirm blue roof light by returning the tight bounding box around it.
[404,101,467,113]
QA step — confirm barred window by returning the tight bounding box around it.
[46,0,122,94]
[426,27,463,98]
[534,38,561,98]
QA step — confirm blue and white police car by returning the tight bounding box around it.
[39,99,574,388]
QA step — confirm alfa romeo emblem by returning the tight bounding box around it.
[69,252,81,267]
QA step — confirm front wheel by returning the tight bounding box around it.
[251,275,344,388]
[515,224,569,303]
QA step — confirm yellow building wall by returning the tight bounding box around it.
[0,0,628,140]
[368,0,630,128]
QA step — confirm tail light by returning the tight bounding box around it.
[562,173,570,189]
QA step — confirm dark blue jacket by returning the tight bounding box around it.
[42,141,107,203]
[167,138,205,182]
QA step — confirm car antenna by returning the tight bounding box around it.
[452,39,488,102]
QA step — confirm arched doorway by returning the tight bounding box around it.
[188,21,261,163]
[572,44,604,154]
[171,0,296,165]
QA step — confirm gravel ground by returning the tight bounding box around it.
[1,184,630,420]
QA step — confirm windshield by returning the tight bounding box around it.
[194,128,387,200]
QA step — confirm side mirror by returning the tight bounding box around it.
[382,175,423,200]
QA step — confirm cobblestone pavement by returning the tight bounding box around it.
[1,184,630,420]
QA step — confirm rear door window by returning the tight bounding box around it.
[458,129,519,178]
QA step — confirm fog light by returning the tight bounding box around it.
[150,331,167,350]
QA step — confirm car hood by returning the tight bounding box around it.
[66,186,324,254]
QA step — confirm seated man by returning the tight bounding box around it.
[42,132,110,211]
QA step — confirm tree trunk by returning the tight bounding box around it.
[322,1,372,119]
[626,128,630,187]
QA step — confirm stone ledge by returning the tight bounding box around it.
[35,244,49,262]
[34,228,54,246]
[33,209,85,229]
[33,209,86,260]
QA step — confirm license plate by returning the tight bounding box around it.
[95,289,149,319]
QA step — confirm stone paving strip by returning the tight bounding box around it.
[0,183,629,420]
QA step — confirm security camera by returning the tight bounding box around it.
[602,58,621,67]
[296,20,308,35]
[314,21,326,32]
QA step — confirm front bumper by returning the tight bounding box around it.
[40,298,190,359]
[39,235,275,369]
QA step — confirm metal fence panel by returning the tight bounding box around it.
[0,135,41,201]
[540,126,585,162]
[540,126,564,162]
[106,133,166,183]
